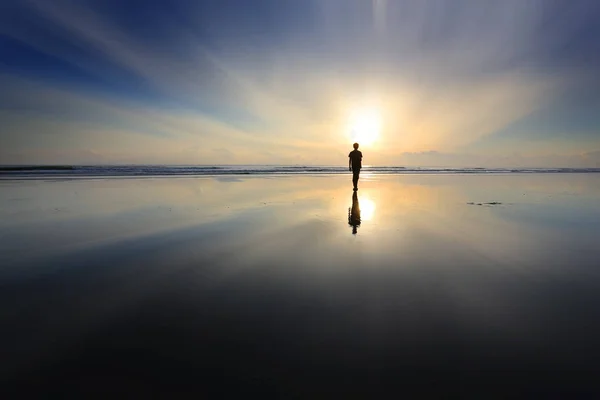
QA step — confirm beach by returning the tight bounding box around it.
[2,173,600,396]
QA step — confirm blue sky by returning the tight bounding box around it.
[1,0,599,166]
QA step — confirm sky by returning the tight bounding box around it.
[1,0,600,167]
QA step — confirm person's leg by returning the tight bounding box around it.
[353,170,359,189]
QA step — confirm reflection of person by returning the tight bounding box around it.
[348,143,362,191]
[348,191,361,235]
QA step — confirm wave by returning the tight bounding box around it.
[1,165,600,178]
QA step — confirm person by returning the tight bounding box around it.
[348,142,362,190]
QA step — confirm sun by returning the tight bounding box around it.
[348,109,381,146]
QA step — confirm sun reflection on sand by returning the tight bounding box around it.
[359,196,376,221]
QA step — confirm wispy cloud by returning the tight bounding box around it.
[0,0,598,165]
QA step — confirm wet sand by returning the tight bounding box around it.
[2,174,600,396]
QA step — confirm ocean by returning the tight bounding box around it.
[1,165,600,178]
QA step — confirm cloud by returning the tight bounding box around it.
[0,73,340,164]
[388,150,600,168]
[0,71,581,166]
[582,150,600,167]
[1,0,598,165]
[0,148,107,165]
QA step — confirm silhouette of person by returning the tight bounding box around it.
[348,143,362,190]
[348,190,361,235]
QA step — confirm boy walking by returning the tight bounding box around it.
[348,143,362,190]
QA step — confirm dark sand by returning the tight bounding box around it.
[1,174,600,396]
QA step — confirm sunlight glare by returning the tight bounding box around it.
[348,109,381,146]
[359,197,376,221]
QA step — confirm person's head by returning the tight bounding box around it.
[353,143,359,150]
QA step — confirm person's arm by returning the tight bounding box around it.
[349,155,352,171]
